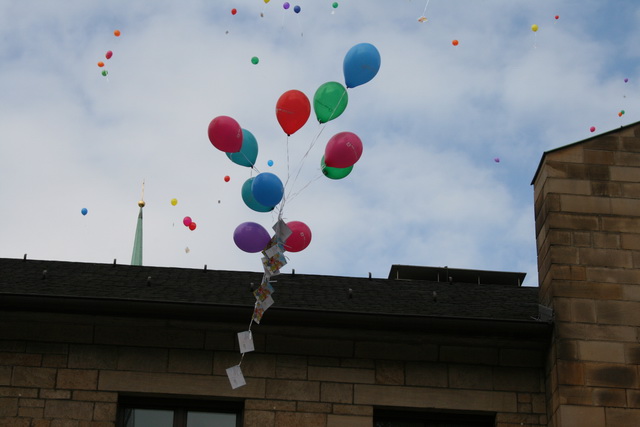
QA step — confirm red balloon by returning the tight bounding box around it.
[189,222,197,231]
[275,90,311,136]
[224,175,230,182]
[208,116,243,153]
[183,216,192,227]
[284,221,312,252]
[324,131,363,168]
[105,51,113,59]
[231,8,237,15]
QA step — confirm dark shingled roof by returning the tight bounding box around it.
[0,258,541,325]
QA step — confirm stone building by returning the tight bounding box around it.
[1,121,640,426]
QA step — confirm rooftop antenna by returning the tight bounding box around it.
[131,180,145,266]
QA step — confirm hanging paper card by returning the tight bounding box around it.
[237,331,255,354]
[262,253,286,275]
[253,282,274,302]
[273,219,292,243]
[262,257,280,277]
[226,365,246,389]
[260,295,274,311]
[252,295,275,324]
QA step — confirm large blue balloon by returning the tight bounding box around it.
[242,177,274,212]
[343,43,381,89]
[252,172,284,207]
[226,129,258,167]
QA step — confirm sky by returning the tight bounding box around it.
[1,0,639,286]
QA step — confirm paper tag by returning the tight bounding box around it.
[273,219,292,242]
[253,282,274,302]
[226,365,246,389]
[237,331,255,354]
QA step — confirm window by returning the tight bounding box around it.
[117,396,242,427]
[374,408,495,427]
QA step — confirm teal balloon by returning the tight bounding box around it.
[242,177,274,212]
[313,82,348,124]
[343,43,381,88]
[226,129,258,167]
[321,155,352,180]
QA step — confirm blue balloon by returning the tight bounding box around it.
[81,208,88,216]
[252,172,284,207]
[226,129,258,167]
[294,5,301,13]
[343,43,381,89]
[242,177,274,212]
[267,159,274,167]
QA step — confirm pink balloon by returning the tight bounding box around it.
[284,221,312,252]
[324,132,363,168]
[105,50,113,59]
[208,116,243,153]
[183,216,192,227]
[590,126,596,133]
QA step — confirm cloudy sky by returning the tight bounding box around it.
[1,0,638,285]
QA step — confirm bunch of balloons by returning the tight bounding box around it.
[183,216,197,231]
[97,31,119,77]
[207,42,381,255]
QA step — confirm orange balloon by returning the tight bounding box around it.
[452,40,459,46]
[114,29,121,37]
[97,61,105,67]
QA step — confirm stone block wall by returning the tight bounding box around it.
[0,311,547,426]
[533,124,640,426]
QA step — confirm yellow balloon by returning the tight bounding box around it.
[170,198,178,206]
[531,24,538,32]
[264,0,270,3]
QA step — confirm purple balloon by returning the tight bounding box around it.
[624,78,629,83]
[283,2,290,9]
[233,222,271,253]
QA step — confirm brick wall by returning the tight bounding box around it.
[0,310,547,426]
[533,124,640,426]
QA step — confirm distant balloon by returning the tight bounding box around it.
[332,2,338,8]
[105,51,113,59]
[251,56,259,65]
[590,126,596,132]
[114,29,121,37]
[531,24,538,32]
[494,157,500,163]
[189,222,197,231]
[264,0,270,3]
[183,216,192,227]
[101,70,108,76]
[224,175,231,182]
[267,160,274,167]
[81,208,88,216]
[343,43,381,89]
[170,198,178,206]
[283,2,290,9]
[97,61,105,67]
[294,5,301,13]
[555,15,559,20]
[231,8,237,15]
[624,78,629,83]
[452,39,459,46]
[618,112,623,117]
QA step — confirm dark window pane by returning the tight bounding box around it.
[187,411,236,427]
[124,409,174,427]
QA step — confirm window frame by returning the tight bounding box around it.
[116,395,243,427]
[374,407,496,427]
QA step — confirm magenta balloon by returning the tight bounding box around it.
[183,216,192,227]
[208,116,243,153]
[233,222,271,253]
[284,221,312,252]
[324,131,363,168]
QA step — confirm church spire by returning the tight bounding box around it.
[131,180,145,266]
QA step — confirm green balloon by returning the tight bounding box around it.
[101,70,108,76]
[251,56,259,65]
[332,2,339,8]
[313,81,348,124]
[321,155,352,180]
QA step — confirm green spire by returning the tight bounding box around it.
[131,206,143,266]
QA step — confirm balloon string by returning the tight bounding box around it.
[422,0,431,16]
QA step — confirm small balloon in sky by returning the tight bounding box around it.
[81,208,88,216]
[114,29,121,37]
[170,198,178,206]
[531,24,538,32]
[418,16,427,23]
[185,247,190,253]
[294,5,301,13]
[251,56,259,65]
[105,51,113,59]
[267,159,274,167]
[264,0,270,3]
[555,15,559,20]
[224,175,231,182]
[101,70,108,76]
[183,216,192,227]
[97,61,105,67]
[332,2,338,8]
[494,157,500,163]
[618,111,623,117]
[452,39,459,46]
[231,8,237,15]
[189,222,197,231]
[624,78,629,83]
[590,126,596,132]
[283,2,290,10]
